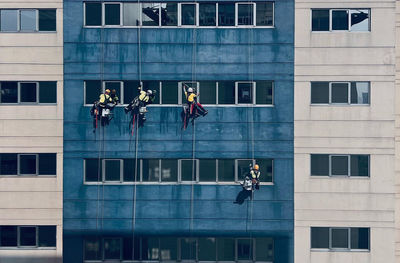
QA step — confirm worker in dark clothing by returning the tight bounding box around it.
[91,89,117,131]
[249,164,260,190]
[124,86,156,129]
[110,89,120,105]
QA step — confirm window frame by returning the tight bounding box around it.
[329,154,349,176]
[198,3,217,27]
[19,9,39,32]
[310,154,370,178]
[178,3,199,27]
[0,81,56,105]
[311,8,371,32]
[235,2,256,27]
[103,80,124,104]
[102,2,123,27]
[311,227,369,252]
[235,81,256,105]
[329,82,350,104]
[102,159,123,183]
[178,159,199,183]
[18,82,39,104]
[18,154,39,176]
[18,226,38,248]
[329,227,350,250]
[179,81,200,104]
[141,3,162,27]
[329,9,350,32]
[234,159,255,182]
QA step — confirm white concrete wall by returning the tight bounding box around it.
[295,0,396,262]
[0,0,63,262]
[395,1,400,261]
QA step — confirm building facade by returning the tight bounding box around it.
[0,0,63,262]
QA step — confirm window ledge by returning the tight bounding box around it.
[84,182,274,185]
[310,104,370,107]
[0,175,57,178]
[0,247,56,250]
[311,248,370,252]
[310,175,370,179]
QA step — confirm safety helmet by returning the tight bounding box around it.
[105,89,111,94]
[188,87,194,93]
[146,90,153,95]
[111,89,117,94]
[254,164,259,170]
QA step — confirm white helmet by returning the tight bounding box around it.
[188,87,194,93]
[146,90,153,95]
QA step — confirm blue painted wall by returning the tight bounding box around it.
[63,0,294,262]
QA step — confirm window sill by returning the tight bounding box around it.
[310,104,370,107]
[310,175,370,179]
[0,175,57,177]
[83,26,275,29]
[0,103,57,106]
[311,248,370,252]
[84,182,274,186]
[0,31,57,33]
[0,247,56,250]
[83,104,274,107]
[311,31,370,33]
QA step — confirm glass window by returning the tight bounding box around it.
[199,237,216,261]
[161,159,178,182]
[217,238,234,261]
[142,237,159,260]
[142,159,160,182]
[20,10,37,31]
[350,9,369,31]
[237,239,253,260]
[312,10,329,31]
[85,80,102,105]
[218,3,235,26]
[311,154,329,176]
[180,238,196,260]
[237,159,252,181]
[256,81,273,105]
[38,9,56,31]
[199,159,216,182]
[123,159,139,182]
[256,2,273,26]
[331,83,349,103]
[199,81,216,104]
[181,159,198,181]
[256,159,273,182]
[19,154,37,175]
[237,3,254,26]
[104,81,122,103]
[124,3,140,26]
[0,10,18,32]
[237,82,253,104]
[218,159,234,182]
[105,3,121,26]
[19,226,37,247]
[332,10,349,30]
[0,226,17,247]
[350,155,369,177]
[218,81,235,104]
[38,226,56,247]
[350,82,369,104]
[124,81,140,105]
[104,238,121,260]
[84,237,102,260]
[85,159,101,182]
[39,82,57,103]
[331,228,349,249]
[142,3,160,26]
[20,82,37,103]
[85,3,102,26]
[181,4,197,26]
[311,227,329,249]
[160,237,177,260]
[351,228,369,250]
[123,237,140,260]
[311,82,329,104]
[199,3,216,26]
[255,238,273,261]
[331,155,349,176]
[1,82,18,103]
[38,153,56,175]
[0,154,18,175]
[104,160,121,182]
[161,3,178,26]
[162,81,178,104]
[142,81,160,104]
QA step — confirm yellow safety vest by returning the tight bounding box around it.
[99,94,112,104]
[139,91,150,102]
[185,92,196,103]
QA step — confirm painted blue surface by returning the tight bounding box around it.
[64,0,294,262]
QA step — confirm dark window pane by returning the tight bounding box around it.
[218,159,234,182]
[256,81,273,105]
[331,83,349,103]
[123,159,140,182]
[199,3,216,26]
[20,10,37,32]
[181,160,197,181]
[85,80,102,104]
[161,159,178,182]
[218,81,235,104]
[256,159,273,182]
[331,156,349,176]
[256,2,273,26]
[20,83,37,103]
[39,153,56,175]
[332,10,349,30]
[160,237,177,260]
[311,227,329,249]
[142,81,160,104]
[161,3,178,26]
[85,3,102,26]
[218,3,235,26]
[199,237,216,261]
[351,155,369,177]
[105,4,121,26]
[331,228,349,249]
[142,237,159,260]
[351,82,369,104]
[199,159,216,182]
[180,238,196,260]
[0,226,17,247]
[124,81,140,105]
[142,159,160,182]
[237,159,252,181]
[38,226,56,247]
[104,238,121,260]
[181,4,196,26]
[0,154,18,175]
[238,82,253,104]
[123,3,140,26]
[85,159,101,182]
[104,160,121,181]
[123,237,140,260]
[351,228,369,250]
[39,9,56,31]
[162,81,178,104]
[350,9,369,31]
[19,154,37,175]
[311,82,329,104]
[0,10,18,31]
[39,82,57,103]
[217,238,234,261]
[1,82,18,103]
[20,227,37,246]
[312,10,329,31]
[255,238,273,261]
[238,4,254,26]
[311,154,329,176]
[237,239,253,260]
[199,81,216,104]
[142,3,159,26]
[84,237,102,260]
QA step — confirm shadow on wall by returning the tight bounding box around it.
[234,189,252,205]
[0,255,62,263]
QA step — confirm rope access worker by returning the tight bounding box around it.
[249,164,260,190]
[183,85,207,118]
[110,89,120,105]
[124,86,156,128]
[91,89,117,131]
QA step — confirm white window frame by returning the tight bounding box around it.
[140,159,161,183]
[18,82,39,104]
[329,82,350,104]
[103,80,124,104]
[235,81,255,105]
[348,9,370,32]
[102,2,122,27]
[160,159,178,183]
[235,159,255,182]
[329,9,350,31]
[254,80,274,106]
[198,3,217,27]
[329,227,350,250]
[329,155,350,176]
[178,159,199,182]
[102,159,123,182]
[102,237,123,260]
[255,2,274,27]
[18,226,38,248]
[18,154,39,176]
[235,3,256,27]
[350,81,370,105]
[178,81,200,104]
[141,3,162,27]
[178,3,199,27]
[83,2,102,27]
[19,9,39,32]
[0,9,20,32]
[178,237,198,261]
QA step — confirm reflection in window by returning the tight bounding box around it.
[350,9,369,31]
[161,3,178,26]
[160,237,177,260]
[218,3,235,26]
[312,9,329,31]
[20,10,37,31]
[142,159,160,182]
[255,238,273,261]
[237,3,254,26]
[0,10,18,31]
[124,3,140,26]
[142,3,159,26]
[105,3,121,26]
[256,81,273,104]
[84,238,102,260]
[142,237,160,260]
[256,2,273,26]
[161,159,178,182]
[237,239,252,260]
[104,238,121,260]
[181,4,196,26]
[0,82,18,103]
[350,82,369,104]
[38,9,56,31]
[237,82,253,104]
[332,10,349,30]
[199,3,216,26]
